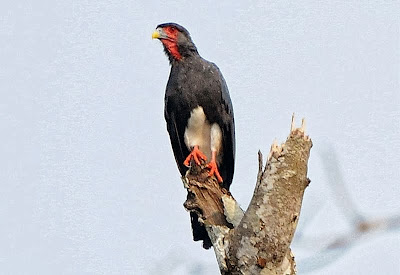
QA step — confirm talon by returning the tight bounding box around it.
[207,151,223,183]
[207,161,223,182]
[183,145,207,166]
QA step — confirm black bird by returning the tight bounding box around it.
[152,23,235,249]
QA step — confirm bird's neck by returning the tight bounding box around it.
[162,40,182,61]
[162,41,199,64]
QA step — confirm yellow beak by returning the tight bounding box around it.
[152,30,160,39]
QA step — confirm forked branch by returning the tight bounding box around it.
[183,115,312,274]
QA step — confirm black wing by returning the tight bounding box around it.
[164,111,190,176]
[217,68,235,190]
[199,62,235,190]
[164,65,191,177]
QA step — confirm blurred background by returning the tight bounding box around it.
[1,1,399,274]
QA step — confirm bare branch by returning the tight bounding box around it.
[182,116,312,274]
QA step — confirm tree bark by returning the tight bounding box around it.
[183,116,312,274]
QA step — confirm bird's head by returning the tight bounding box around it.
[152,23,198,63]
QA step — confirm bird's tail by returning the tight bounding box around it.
[190,212,212,249]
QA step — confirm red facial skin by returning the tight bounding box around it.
[160,26,182,60]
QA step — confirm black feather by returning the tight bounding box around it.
[160,23,235,248]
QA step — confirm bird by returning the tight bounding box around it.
[152,23,235,249]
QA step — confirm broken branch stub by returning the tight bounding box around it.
[183,160,232,227]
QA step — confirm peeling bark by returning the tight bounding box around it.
[183,116,312,274]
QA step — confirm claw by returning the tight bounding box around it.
[206,151,223,183]
[183,145,207,166]
[207,160,223,182]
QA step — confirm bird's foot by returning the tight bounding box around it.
[184,146,207,166]
[207,160,223,183]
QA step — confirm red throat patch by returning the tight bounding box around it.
[161,27,182,60]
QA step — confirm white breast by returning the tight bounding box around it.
[184,106,222,161]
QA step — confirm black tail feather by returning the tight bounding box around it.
[190,212,212,249]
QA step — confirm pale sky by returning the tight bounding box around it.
[1,1,399,274]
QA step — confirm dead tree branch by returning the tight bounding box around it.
[183,115,312,274]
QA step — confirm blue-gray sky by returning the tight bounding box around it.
[1,1,399,274]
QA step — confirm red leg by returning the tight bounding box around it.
[183,145,207,166]
[207,151,223,183]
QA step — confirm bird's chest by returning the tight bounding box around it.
[183,106,222,161]
[169,79,218,118]
[166,63,222,124]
